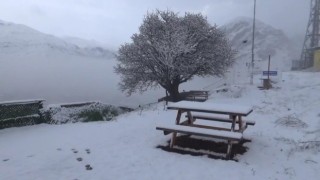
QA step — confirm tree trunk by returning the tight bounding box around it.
[167,83,180,102]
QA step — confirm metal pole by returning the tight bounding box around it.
[268,55,271,80]
[250,0,256,85]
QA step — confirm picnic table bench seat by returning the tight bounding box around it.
[156,124,243,141]
[186,113,255,126]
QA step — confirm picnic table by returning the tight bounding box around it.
[156,101,255,159]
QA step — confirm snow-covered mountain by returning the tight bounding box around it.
[63,37,104,48]
[0,19,114,58]
[222,17,298,83]
[63,36,115,58]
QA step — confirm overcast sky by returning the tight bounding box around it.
[0,0,309,50]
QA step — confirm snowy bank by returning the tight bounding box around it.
[0,72,319,180]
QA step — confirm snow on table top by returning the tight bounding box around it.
[157,124,243,140]
[167,101,253,116]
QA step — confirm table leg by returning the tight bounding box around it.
[175,110,182,125]
[170,110,183,148]
[238,116,243,131]
[186,111,194,124]
[226,140,233,159]
[227,115,237,159]
[230,115,236,131]
[170,132,177,148]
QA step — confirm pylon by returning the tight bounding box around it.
[300,0,320,68]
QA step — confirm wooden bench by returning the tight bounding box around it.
[186,113,255,126]
[158,90,209,103]
[156,124,243,158]
[182,90,209,102]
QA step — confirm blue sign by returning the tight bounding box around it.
[263,71,277,76]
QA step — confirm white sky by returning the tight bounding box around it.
[0,0,309,50]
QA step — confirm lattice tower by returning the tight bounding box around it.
[300,0,320,68]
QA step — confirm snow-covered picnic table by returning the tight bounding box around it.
[156,101,255,159]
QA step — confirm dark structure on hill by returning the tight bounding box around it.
[294,0,320,69]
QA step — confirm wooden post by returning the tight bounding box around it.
[230,115,237,131]
[175,110,182,125]
[227,114,237,159]
[165,90,169,106]
[238,116,243,131]
[171,110,183,148]
[226,141,233,159]
[170,132,177,148]
[268,55,271,80]
[186,111,194,124]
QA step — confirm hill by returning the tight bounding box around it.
[222,17,298,83]
[0,19,113,58]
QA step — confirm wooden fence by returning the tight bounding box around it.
[158,90,209,102]
[0,100,44,129]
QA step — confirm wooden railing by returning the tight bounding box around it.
[0,100,44,129]
[158,90,209,102]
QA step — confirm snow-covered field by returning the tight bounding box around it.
[1,71,320,180]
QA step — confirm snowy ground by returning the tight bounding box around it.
[0,72,320,180]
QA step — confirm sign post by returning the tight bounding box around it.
[268,55,271,80]
[262,71,278,76]
[261,55,277,89]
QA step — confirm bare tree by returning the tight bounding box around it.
[115,10,236,102]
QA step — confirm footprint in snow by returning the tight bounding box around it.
[3,159,9,162]
[85,148,91,154]
[85,164,93,170]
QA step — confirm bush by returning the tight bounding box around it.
[43,102,125,124]
[78,109,104,122]
[78,104,120,122]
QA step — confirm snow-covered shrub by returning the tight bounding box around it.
[222,85,245,98]
[288,141,320,157]
[43,102,124,124]
[275,115,308,128]
[78,104,120,122]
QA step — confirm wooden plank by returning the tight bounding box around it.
[170,132,177,148]
[186,111,194,124]
[167,101,253,116]
[186,114,255,126]
[180,123,231,131]
[178,119,232,131]
[243,119,255,126]
[156,125,243,141]
[230,115,236,131]
[60,102,95,108]
[187,114,232,122]
[167,106,251,116]
[0,100,44,106]
[239,121,248,133]
[226,140,233,159]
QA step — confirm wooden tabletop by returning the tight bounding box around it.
[167,101,253,116]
